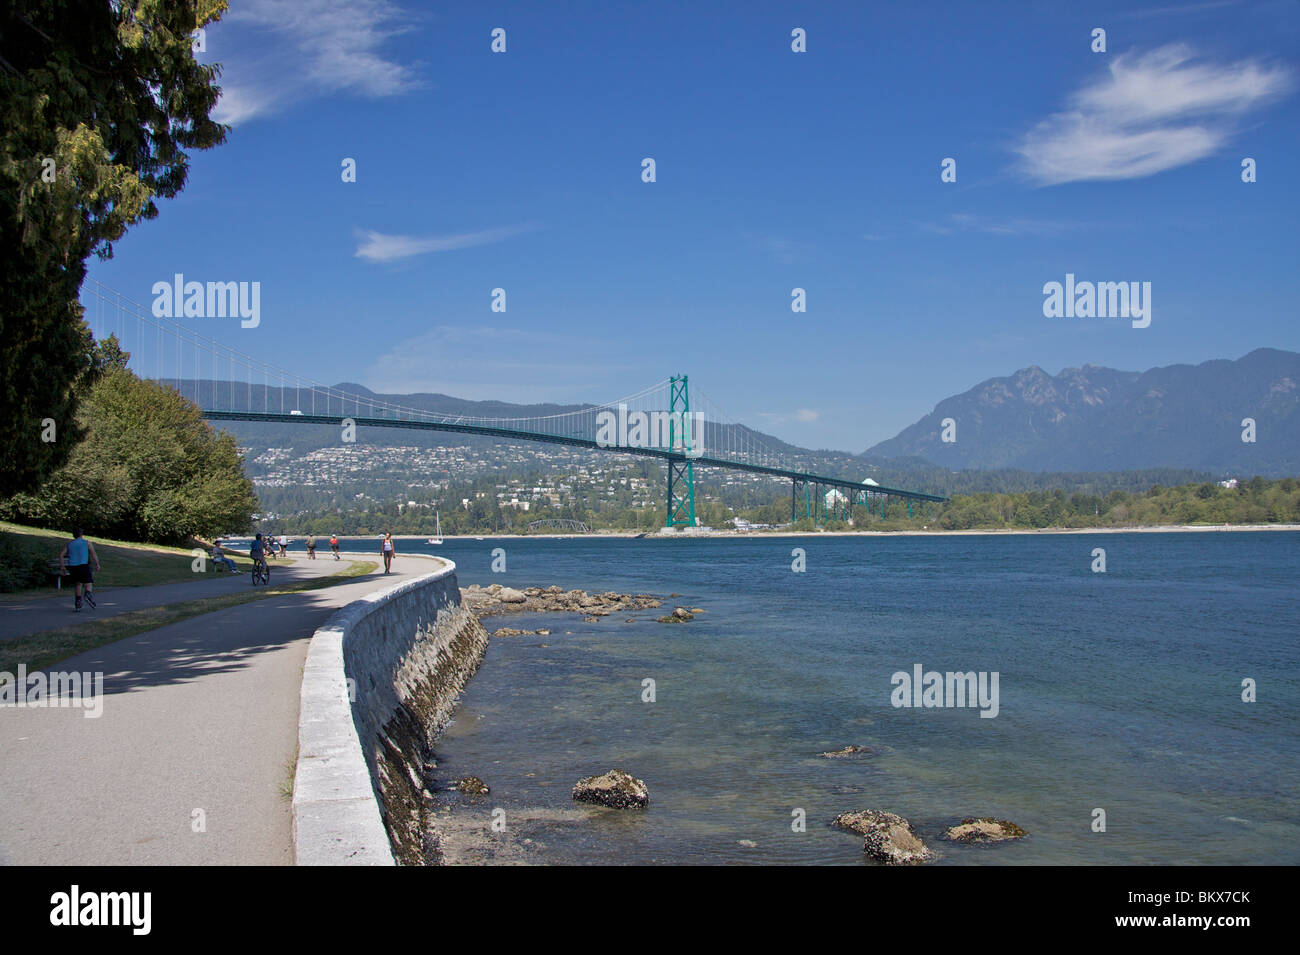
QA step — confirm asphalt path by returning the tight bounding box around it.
[0,553,436,865]
[2,553,337,641]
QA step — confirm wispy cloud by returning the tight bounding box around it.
[210,0,423,125]
[1015,44,1292,185]
[759,409,820,424]
[362,325,631,402]
[355,225,537,263]
[918,213,1079,237]
[742,233,812,265]
[1112,0,1241,20]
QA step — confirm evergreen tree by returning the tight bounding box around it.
[0,0,228,496]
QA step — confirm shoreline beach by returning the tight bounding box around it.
[366,523,1300,542]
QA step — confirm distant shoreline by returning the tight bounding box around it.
[302,523,1300,542]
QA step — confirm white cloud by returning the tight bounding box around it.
[210,0,422,125]
[1015,44,1292,185]
[354,225,536,263]
[362,325,633,403]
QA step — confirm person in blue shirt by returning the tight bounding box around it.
[59,527,100,612]
[250,533,268,573]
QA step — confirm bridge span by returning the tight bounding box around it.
[81,278,947,528]
[204,408,948,526]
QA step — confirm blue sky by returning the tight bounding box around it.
[85,0,1300,452]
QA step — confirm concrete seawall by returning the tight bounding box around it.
[292,559,489,865]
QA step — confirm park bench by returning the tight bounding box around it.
[47,558,68,588]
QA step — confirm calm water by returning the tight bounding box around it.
[398,532,1298,865]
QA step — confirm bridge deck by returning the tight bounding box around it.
[203,410,948,502]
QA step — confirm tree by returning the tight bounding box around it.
[0,0,229,497]
[1,364,257,543]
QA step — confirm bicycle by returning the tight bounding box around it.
[251,558,270,586]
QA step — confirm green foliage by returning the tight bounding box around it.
[934,479,1300,529]
[0,0,228,497]
[0,530,51,591]
[1,366,257,544]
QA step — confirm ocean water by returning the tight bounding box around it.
[398,532,1299,865]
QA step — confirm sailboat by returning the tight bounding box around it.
[426,511,442,545]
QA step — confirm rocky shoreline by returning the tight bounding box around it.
[460,582,665,618]
[459,583,708,635]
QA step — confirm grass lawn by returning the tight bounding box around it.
[0,521,258,597]
[0,559,379,676]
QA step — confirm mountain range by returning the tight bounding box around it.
[864,348,1298,476]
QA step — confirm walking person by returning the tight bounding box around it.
[329,535,340,560]
[306,534,317,559]
[60,527,100,611]
[279,534,289,557]
[381,532,396,574]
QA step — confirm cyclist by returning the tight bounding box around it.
[329,535,340,560]
[250,533,269,581]
[306,534,317,559]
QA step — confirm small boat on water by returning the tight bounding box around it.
[427,511,443,545]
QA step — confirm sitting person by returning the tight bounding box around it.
[211,540,237,572]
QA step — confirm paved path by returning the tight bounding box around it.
[1,554,350,641]
[0,554,439,865]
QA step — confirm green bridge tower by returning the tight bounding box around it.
[666,374,697,527]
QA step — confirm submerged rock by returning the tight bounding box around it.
[572,769,649,809]
[833,810,932,865]
[453,776,490,795]
[819,744,877,759]
[944,817,1027,843]
[657,607,695,623]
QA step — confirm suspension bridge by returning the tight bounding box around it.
[527,519,592,534]
[80,279,947,527]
